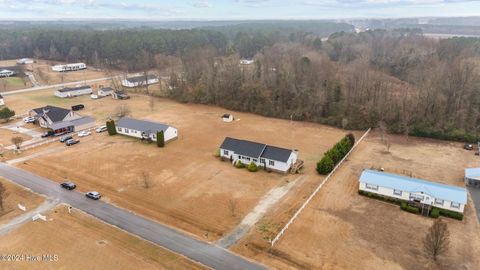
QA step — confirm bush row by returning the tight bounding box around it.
[235,160,258,172]
[400,202,420,214]
[435,207,464,221]
[316,134,355,175]
[358,190,403,205]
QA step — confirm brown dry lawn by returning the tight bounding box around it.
[232,132,480,270]
[0,206,206,270]
[0,129,32,148]
[3,90,357,240]
[0,178,44,225]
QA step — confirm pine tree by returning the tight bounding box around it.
[157,130,165,148]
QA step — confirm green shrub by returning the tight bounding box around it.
[430,207,440,218]
[247,162,258,172]
[316,155,334,175]
[438,208,464,221]
[316,134,355,175]
[214,148,220,157]
[157,130,165,148]
[0,107,15,122]
[400,203,419,214]
[106,120,117,135]
[235,160,245,168]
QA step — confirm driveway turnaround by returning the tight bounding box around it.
[0,163,268,270]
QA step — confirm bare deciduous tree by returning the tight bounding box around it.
[0,182,7,212]
[114,104,131,118]
[11,136,24,150]
[378,121,391,153]
[423,219,450,261]
[141,171,153,189]
[228,199,238,217]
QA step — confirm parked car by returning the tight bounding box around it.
[23,116,35,123]
[78,130,91,137]
[65,139,80,146]
[60,181,76,190]
[85,191,101,200]
[59,135,73,143]
[96,126,108,133]
[41,131,55,138]
[90,94,98,99]
[464,143,474,150]
[71,104,85,111]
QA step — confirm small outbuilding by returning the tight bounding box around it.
[465,168,480,187]
[122,74,159,88]
[222,114,234,122]
[55,85,92,98]
[98,87,114,97]
[116,117,178,143]
[0,94,4,106]
[17,58,34,65]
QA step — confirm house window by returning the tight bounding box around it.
[118,128,122,132]
[246,157,251,161]
[365,184,378,191]
[451,202,460,209]
[260,158,265,164]
[223,150,229,155]
[125,129,129,134]
[435,198,444,205]
[393,189,402,196]
[269,160,275,166]
[410,194,424,201]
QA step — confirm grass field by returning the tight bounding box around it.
[232,133,480,270]
[0,77,30,92]
[0,178,44,225]
[0,206,206,270]
[0,129,32,148]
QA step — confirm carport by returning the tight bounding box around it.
[48,121,74,135]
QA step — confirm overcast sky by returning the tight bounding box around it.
[1,0,480,20]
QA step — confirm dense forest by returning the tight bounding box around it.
[1,23,480,141]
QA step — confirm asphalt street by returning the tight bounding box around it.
[0,162,268,270]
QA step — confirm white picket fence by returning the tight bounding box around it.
[270,128,372,247]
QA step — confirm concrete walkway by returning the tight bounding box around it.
[0,199,59,236]
[217,176,302,248]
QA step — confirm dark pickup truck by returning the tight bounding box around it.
[71,104,85,111]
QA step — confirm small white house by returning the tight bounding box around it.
[52,63,86,72]
[240,59,255,65]
[55,85,92,98]
[116,117,178,143]
[0,94,4,106]
[122,75,159,88]
[0,69,15,78]
[222,114,234,122]
[98,87,114,97]
[359,169,467,214]
[219,137,298,173]
[17,58,34,65]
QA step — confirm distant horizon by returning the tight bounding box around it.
[1,0,480,21]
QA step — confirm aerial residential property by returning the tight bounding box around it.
[116,117,178,143]
[16,58,34,65]
[29,105,95,134]
[359,169,468,214]
[0,69,15,78]
[55,85,93,98]
[52,62,87,72]
[219,137,299,173]
[121,74,159,88]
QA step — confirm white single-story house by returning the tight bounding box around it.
[222,114,234,122]
[122,74,159,88]
[30,105,95,134]
[465,168,480,187]
[219,137,298,173]
[98,87,114,97]
[17,58,34,65]
[0,69,15,78]
[116,117,178,143]
[55,85,92,98]
[239,59,254,65]
[359,169,467,214]
[51,63,87,72]
[0,94,4,106]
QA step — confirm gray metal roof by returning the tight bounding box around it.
[49,121,73,130]
[57,85,92,93]
[71,116,95,126]
[117,117,171,135]
[32,105,71,123]
[126,74,158,83]
[220,137,293,162]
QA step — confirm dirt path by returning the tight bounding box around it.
[0,199,59,236]
[217,176,303,248]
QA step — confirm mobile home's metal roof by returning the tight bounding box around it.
[359,169,467,204]
[117,117,171,134]
[220,137,294,162]
[465,168,480,181]
[57,85,92,93]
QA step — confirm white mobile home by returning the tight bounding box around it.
[240,59,254,65]
[219,137,298,173]
[55,85,92,98]
[17,58,34,65]
[98,87,114,97]
[0,94,4,106]
[122,74,159,88]
[465,168,480,187]
[116,117,178,143]
[0,69,15,78]
[52,63,86,72]
[359,169,467,214]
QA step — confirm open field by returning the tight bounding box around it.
[2,89,359,240]
[0,77,31,92]
[0,205,206,270]
[0,178,44,225]
[232,133,480,270]
[0,129,31,148]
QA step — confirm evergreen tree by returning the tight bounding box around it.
[106,120,117,135]
[157,130,165,148]
[0,107,15,122]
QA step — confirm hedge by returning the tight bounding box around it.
[106,120,117,135]
[430,207,440,218]
[358,190,403,205]
[437,207,463,221]
[317,134,355,175]
[400,202,420,214]
[157,130,165,148]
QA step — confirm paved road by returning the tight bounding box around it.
[467,186,480,223]
[0,163,267,270]
[1,76,118,96]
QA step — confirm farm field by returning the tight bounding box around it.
[0,178,44,225]
[2,90,360,240]
[0,206,206,270]
[232,133,480,270]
